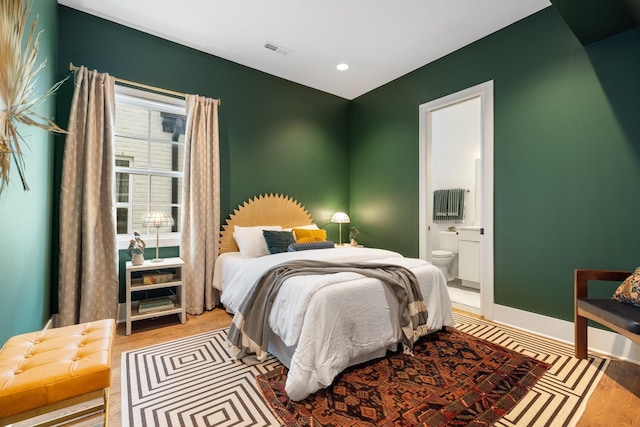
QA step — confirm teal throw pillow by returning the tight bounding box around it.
[263,230,296,254]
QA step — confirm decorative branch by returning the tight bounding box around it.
[0,0,68,193]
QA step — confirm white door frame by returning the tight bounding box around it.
[418,80,494,319]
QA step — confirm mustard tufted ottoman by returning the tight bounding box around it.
[0,318,115,426]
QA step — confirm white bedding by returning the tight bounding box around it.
[214,246,454,400]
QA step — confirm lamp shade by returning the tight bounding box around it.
[142,211,174,228]
[330,212,350,224]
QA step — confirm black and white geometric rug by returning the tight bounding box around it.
[121,330,280,426]
[121,313,608,427]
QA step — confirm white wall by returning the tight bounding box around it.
[430,96,481,250]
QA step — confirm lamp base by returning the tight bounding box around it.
[152,229,162,263]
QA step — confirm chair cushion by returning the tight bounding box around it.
[577,298,640,335]
[0,318,115,418]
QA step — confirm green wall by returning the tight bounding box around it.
[4,4,638,341]
[0,0,58,344]
[54,6,350,304]
[350,7,640,322]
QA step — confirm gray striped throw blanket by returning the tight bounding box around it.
[226,259,429,361]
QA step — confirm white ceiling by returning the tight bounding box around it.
[58,0,551,100]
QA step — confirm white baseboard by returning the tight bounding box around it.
[57,302,640,364]
[492,304,640,364]
[452,300,481,316]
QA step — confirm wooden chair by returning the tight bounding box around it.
[574,269,640,358]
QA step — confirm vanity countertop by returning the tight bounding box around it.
[457,225,480,231]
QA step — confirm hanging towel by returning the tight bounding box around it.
[434,190,447,217]
[447,188,461,216]
[433,188,465,223]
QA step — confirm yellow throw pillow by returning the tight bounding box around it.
[297,236,325,243]
[293,228,327,242]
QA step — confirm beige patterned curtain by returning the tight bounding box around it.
[58,67,118,326]
[182,95,220,314]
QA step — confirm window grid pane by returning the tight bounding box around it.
[114,88,185,235]
[116,208,129,234]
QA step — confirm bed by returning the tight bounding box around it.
[212,194,454,400]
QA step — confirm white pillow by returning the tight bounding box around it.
[233,225,282,258]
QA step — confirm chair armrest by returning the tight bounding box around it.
[574,269,631,299]
[574,269,633,358]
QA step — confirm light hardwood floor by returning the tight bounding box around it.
[42,308,640,426]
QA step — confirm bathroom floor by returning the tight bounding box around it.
[446,279,481,314]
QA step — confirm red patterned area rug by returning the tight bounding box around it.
[257,328,550,426]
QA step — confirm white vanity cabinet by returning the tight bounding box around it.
[458,227,480,288]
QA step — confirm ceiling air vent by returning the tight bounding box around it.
[264,41,291,56]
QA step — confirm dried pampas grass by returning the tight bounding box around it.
[0,0,67,193]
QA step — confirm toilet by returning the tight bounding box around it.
[431,231,459,281]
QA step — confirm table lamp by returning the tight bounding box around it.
[142,211,175,262]
[330,212,350,245]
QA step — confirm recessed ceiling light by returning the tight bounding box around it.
[336,63,349,71]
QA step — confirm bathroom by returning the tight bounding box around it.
[429,96,482,313]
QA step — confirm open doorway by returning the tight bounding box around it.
[418,81,494,319]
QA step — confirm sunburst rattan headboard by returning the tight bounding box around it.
[218,193,314,254]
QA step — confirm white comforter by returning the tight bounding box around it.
[214,247,454,400]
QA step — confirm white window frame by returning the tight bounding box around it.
[114,85,186,250]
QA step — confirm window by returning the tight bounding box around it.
[115,157,132,233]
[114,86,186,239]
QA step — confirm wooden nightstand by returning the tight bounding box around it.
[125,257,186,335]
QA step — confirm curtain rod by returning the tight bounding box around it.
[69,62,221,105]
